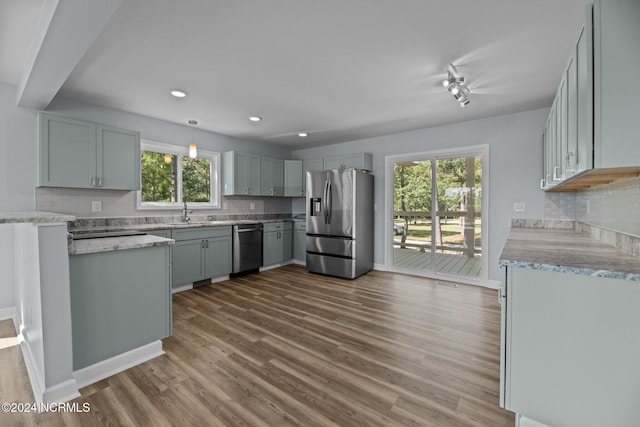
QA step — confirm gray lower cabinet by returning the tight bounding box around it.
[69,245,171,370]
[293,222,306,262]
[263,222,292,266]
[501,266,640,426]
[38,113,140,190]
[172,226,232,287]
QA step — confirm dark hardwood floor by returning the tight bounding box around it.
[1,265,514,426]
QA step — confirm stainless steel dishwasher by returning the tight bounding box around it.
[232,223,263,274]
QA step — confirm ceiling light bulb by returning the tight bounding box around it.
[298,133,308,138]
[450,85,460,95]
[442,79,451,88]
[171,90,187,98]
[459,98,470,107]
[249,116,262,122]
[189,144,197,158]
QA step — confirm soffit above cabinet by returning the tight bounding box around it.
[545,166,640,192]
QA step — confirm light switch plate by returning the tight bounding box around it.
[249,202,255,210]
[92,201,102,212]
[513,202,525,212]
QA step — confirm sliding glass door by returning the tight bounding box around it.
[388,147,486,283]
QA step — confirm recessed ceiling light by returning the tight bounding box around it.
[298,133,308,138]
[249,116,262,122]
[171,90,187,98]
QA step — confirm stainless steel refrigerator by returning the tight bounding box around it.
[306,168,374,279]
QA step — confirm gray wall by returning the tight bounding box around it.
[35,96,294,217]
[293,108,549,283]
[0,83,38,211]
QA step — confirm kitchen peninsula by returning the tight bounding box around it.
[499,220,640,427]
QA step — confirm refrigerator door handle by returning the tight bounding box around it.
[327,181,332,224]
[323,179,330,224]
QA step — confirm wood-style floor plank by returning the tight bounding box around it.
[1,265,514,426]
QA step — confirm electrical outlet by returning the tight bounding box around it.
[222,202,228,210]
[513,202,525,212]
[249,202,255,211]
[92,201,102,212]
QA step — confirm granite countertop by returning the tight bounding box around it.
[69,234,174,255]
[500,227,640,281]
[0,211,75,224]
[68,218,292,235]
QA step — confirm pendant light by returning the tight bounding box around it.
[188,119,198,158]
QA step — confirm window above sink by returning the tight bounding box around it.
[137,140,221,210]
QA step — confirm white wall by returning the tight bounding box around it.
[0,225,14,312]
[293,108,549,282]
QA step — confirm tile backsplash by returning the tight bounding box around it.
[545,176,640,238]
[36,187,294,217]
[575,176,640,237]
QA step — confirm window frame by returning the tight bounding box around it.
[137,140,221,210]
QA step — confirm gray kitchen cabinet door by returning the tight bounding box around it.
[293,223,306,262]
[172,239,205,286]
[263,230,281,266]
[261,157,284,196]
[38,113,96,188]
[323,155,344,171]
[205,235,232,278]
[575,19,592,173]
[282,229,292,261]
[344,153,373,171]
[284,160,303,197]
[223,151,262,195]
[97,125,140,190]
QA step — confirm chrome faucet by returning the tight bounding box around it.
[182,201,192,223]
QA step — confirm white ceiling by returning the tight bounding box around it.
[1,0,590,149]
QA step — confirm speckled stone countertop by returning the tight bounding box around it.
[0,211,75,224]
[500,226,640,281]
[69,234,174,255]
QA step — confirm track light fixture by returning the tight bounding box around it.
[443,65,470,108]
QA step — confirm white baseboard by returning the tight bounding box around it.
[18,328,46,405]
[0,306,16,321]
[373,263,386,271]
[517,415,550,427]
[171,283,193,294]
[290,260,306,266]
[42,379,80,404]
[73,341,164,389]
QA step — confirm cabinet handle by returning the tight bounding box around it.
[90,177,96,187]
[97,177,103,187]
[206,240,209,248]
[540,179,546,189]
[553,166,561,181]
[201,240,205,248]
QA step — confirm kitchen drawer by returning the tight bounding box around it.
[172,226,232,241]
[294,221,306,231]
[263,222,292,232]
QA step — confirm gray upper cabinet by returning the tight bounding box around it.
[284,160,303,197]
[543,0,640,191]
[323,153,372,171]
[38,113,140,190]
[261,157,284,196]
[223,151,261,195]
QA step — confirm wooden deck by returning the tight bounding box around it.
[394,247,482,278]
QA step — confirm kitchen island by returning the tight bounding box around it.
[499,220,640,427]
